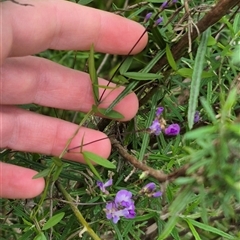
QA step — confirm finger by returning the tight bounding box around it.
[1,56,139,121]
[1,0,148,61]
[0,162,45,199]
[1,106,111,162]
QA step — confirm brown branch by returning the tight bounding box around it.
[111,138,189,182]
[152,0,240,72]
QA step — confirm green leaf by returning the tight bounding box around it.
[188,28,211,129]
[89,44,99,104]
[78,0,93,5]
[184,219,201,240]
[122,72,162,81]
[32,168,51,179]
[114,75,129,84]
[92,105,124,119]
[166,44,178,71]
[139,91,160,161]
[174,177,195,185]
[104,49,165,115]
[33,232,47,240]
[207,36,217,46]
[52,157,63,167]
[42,212,65,230]
[82,151,116,169]
[97,108,124,119]
[185,218,235,239]
[158,188,193,239]
[184,126,217,140]
[177,68,214,78]
[83,155,102,180]
[119,56,133,74]
[222,88,237,120]
[52,165,64,182]
[151,23,166,49]
[200,97,217,124]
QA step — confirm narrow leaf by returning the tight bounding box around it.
[97,108,124,119]
[32,168,51,179]
[89,44,99,104]
[177,68,214,78]
[188,28,211,129]
[83,155,102,180]
[52,165,64,182]
[33,232,47,240]
[119,56,133,74]
[186,218,235,239]
[105,49,165,114]
[42,212,65,230]
[122,72,162,81]
[184,219,201,240]
[83,151,116,169]
[166,44,178,71]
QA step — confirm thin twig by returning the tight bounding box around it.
[111,138,189,182]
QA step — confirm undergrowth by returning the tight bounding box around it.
[1,0,240,239]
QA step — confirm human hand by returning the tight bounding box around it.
[0,0,147,199]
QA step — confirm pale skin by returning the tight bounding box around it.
[0,0,148,199]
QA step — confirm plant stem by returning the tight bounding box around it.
[55,181,101,240]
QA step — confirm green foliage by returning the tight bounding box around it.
[42,212,65,230]
[1,0,240,239]
[89,44,99,104]
[188,28,211,129]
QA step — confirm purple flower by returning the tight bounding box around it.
[164,123,180,136]
[172,0,177,3]
[144,12,153,22]
[97,179,112,194]
[115,190,133,208]
[152,191,163,198]
[156,107,164,117]
[194,111,200,123]
[140,182,163,198]
[123,202,136,219]
[160,1,168,9]
[149,120,161,135]
[105,189,136,223]
[105,202,129,224]
[154,17,163,26]
[142,182,156,193]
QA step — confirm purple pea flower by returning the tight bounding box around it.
[142,182,156,193]
[194,111,200,123]
[97,179,112,194]
[172,0,177,3]
[160,1,168,9]
[149,120,161,135]
[144,12,153,22]
[154,17,163,26]
[105,202,129,224]
[122,200,136,219]
[140,182,163,198]
[156,107,164,117]
[115,190,133,208]
[152,191,163,198]
[164,123,180,136]
[105,189,136,223]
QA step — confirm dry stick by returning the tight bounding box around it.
[111,138,189,182]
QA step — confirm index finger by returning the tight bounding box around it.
[1,0,148,61]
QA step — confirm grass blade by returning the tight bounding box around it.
[89,44,99,104]
[188,28,211,129]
